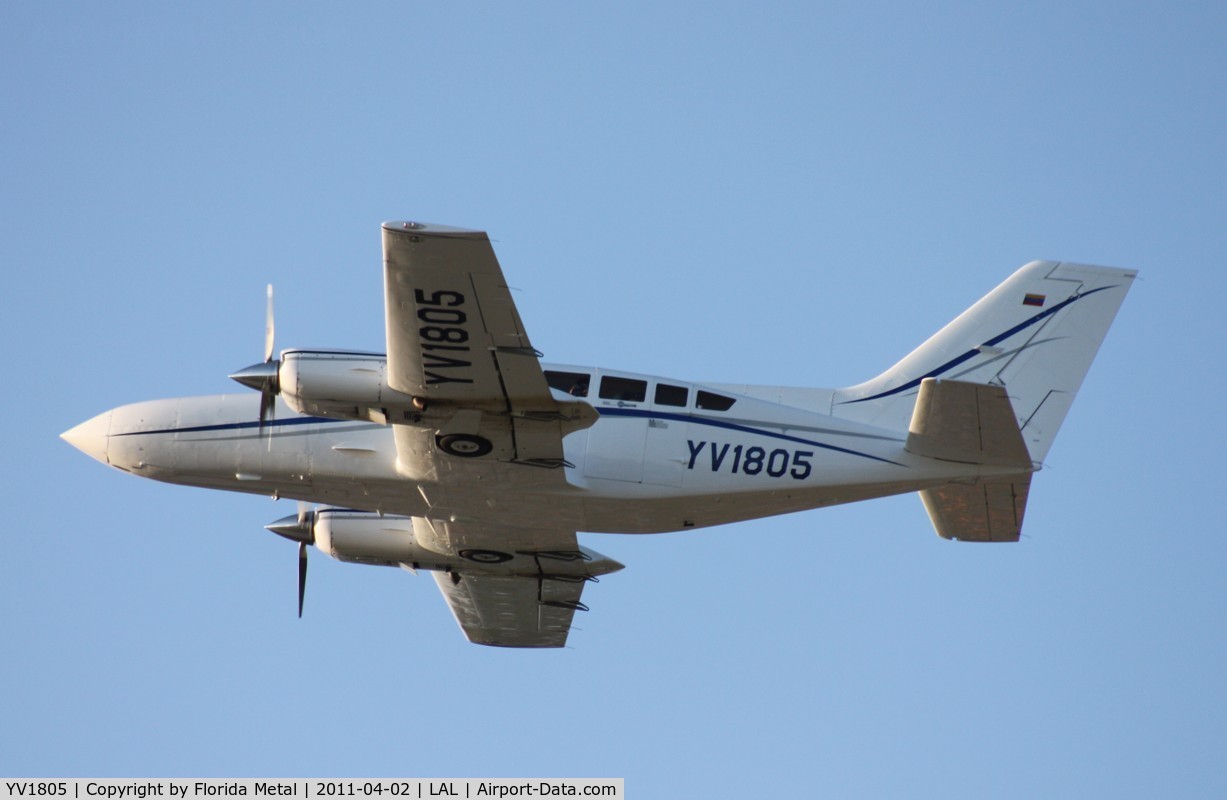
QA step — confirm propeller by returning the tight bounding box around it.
[229,284,280,437]
[264,282,276,364]
[297,540,308,619]
[266,502,316,618]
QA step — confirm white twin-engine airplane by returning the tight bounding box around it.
[62,221,1136,648]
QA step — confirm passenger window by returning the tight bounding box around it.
[654,383,688,407]
[695,390,736,411]
[544,370,590,398]
[599,376,647,403]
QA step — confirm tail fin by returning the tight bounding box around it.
[832,261,1137,462]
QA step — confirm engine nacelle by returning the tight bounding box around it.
[289,509,624,579]
[313,509,454,570]
[279,349,416,422]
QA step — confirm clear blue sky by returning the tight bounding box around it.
[3,2,1225,796]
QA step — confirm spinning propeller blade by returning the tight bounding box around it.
[229,284,281,439]
[297,541,308,618]
[264,284,275,364]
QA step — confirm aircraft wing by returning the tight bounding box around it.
[382,221,594,467]
[415,521,622,648]
[432,571,591,648]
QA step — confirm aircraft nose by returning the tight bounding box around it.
[61,410,112,465]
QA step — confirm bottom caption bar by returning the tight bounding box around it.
[1,781,623,800]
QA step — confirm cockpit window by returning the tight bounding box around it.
[695,390,736,411]
[545,370,590,398]
[599,376,647,403]
[654,383,688,407]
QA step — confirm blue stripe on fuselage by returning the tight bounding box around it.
[596,407,906,467]
[838,285,1116,405]
[112,415,344,437]
[113,407,904,467]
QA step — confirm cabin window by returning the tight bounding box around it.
[599,376,647,403]
[695,390,736,411]
[545,370,590,398]
[654,383,688,407]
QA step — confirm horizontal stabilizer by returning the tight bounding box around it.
[908,379,1035,541]
[920,473,1032,542]
[906,379,1033,468]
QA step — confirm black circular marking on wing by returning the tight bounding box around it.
[436,434,493,458]
[460,549,513,564]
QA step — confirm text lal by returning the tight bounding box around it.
[429,784,583,796]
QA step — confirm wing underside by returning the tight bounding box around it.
[432,571,592,648]
[378,221,617,646]
[381,221,594,471]
[411,517,623,648]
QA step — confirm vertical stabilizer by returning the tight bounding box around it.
[832,261,1136,462]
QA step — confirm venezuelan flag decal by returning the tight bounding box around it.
[1023,293,1046,307]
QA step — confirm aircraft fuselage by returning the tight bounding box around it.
[67,362,1016,536]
